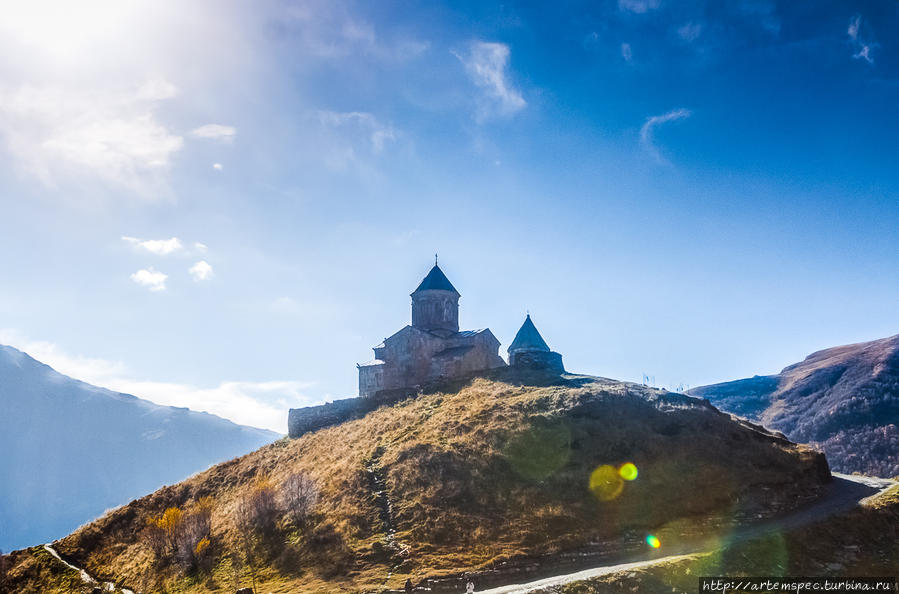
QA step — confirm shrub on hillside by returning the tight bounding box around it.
[237,479,279,537]
[280,472,319,528]
[144,498,215,570]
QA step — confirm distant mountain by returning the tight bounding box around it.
[691,334,899,477]
[0,344,279,551]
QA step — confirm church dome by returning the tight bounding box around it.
[508,314,551,353]
[413,264,459,294]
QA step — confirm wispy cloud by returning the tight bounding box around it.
[677,22,703,43]
[277,2,428,62]
[190,124,237,143]
[737,0,781,35]
[454,41,526,121]
[621,43,633,62]
[0,330,315,432]
[122,236,184,256]
[0,78,183,195]
[640,108,692,165]
[317,111,396,152]
[122,236,208,257]
[618,0,660,14]
[130,267,168,292]
[189,260,214,281]
[848,15,876,65]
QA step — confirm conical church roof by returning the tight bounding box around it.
[508,314,551,353]
[413,264,459,294]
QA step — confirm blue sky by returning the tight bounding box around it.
[0,0,896,432]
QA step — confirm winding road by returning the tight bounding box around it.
[476,473,895,593]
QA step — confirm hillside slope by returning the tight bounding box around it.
[0,344,278,551]
[690,334,899,476]
[3,371,829,593]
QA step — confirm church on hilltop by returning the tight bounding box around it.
[357,260,564,398]
[289,260,565,438]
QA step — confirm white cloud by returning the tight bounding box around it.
[847,16,860,40]
[130,267,168,292]
[212,162,223,171]
[677,22,703,43]
[137,76,178,101]
[618,0,661,14]
[0,78,183,195]
[621,43,633,62]
[190,124,237,143]
[277,3,428,62]
[848,15,875,65]
[640,108,692,165]
[314,110,397,171]
[0,329,128,382]
[0,330,316,433]
[317,111,396,152]
[193,242,208,253]
[454,41,526,121]
[189,260,214,281]
[122,235,184,256]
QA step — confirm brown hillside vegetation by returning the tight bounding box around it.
[691,334,899,476]
[2,371,830,593]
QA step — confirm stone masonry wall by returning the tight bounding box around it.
[288,387,418,438]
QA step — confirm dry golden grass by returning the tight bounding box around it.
[4,371,831,593]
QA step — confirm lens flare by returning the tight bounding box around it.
[504,421,571,481]
[618,462,638,481]
[646,534,661,549]
[589,464,624,501]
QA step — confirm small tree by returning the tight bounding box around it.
[174,498,214,570]
[145,499,215,570]
[234,480,278,592]
[241,479,279,536]
[144,517,167,559]
[280,472,319,528]
[159,507,184,556]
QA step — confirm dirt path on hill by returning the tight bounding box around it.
[473,474,895,594]
[42,544,135,594]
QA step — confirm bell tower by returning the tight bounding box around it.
[411,259,460,335]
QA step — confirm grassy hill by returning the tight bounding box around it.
[690,334,899,476]
[2,370,830,593]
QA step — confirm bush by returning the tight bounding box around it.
[236,479,279,537]
[145,498,215,571]
[280,472,319,528]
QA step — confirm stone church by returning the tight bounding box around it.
[357,262,563,398]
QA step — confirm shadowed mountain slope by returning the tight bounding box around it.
[0,345,278,551]
[691,334,899,477]
[3,370,830,593]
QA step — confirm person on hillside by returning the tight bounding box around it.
[405,578,413,593]
[466,579,475,593]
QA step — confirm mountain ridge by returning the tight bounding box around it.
[690,334,899,477]
[0,344,279,551]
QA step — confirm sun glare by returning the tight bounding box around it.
[1,0,142,57]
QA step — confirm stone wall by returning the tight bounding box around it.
[288,388,418,438]
[509,350,565,373]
